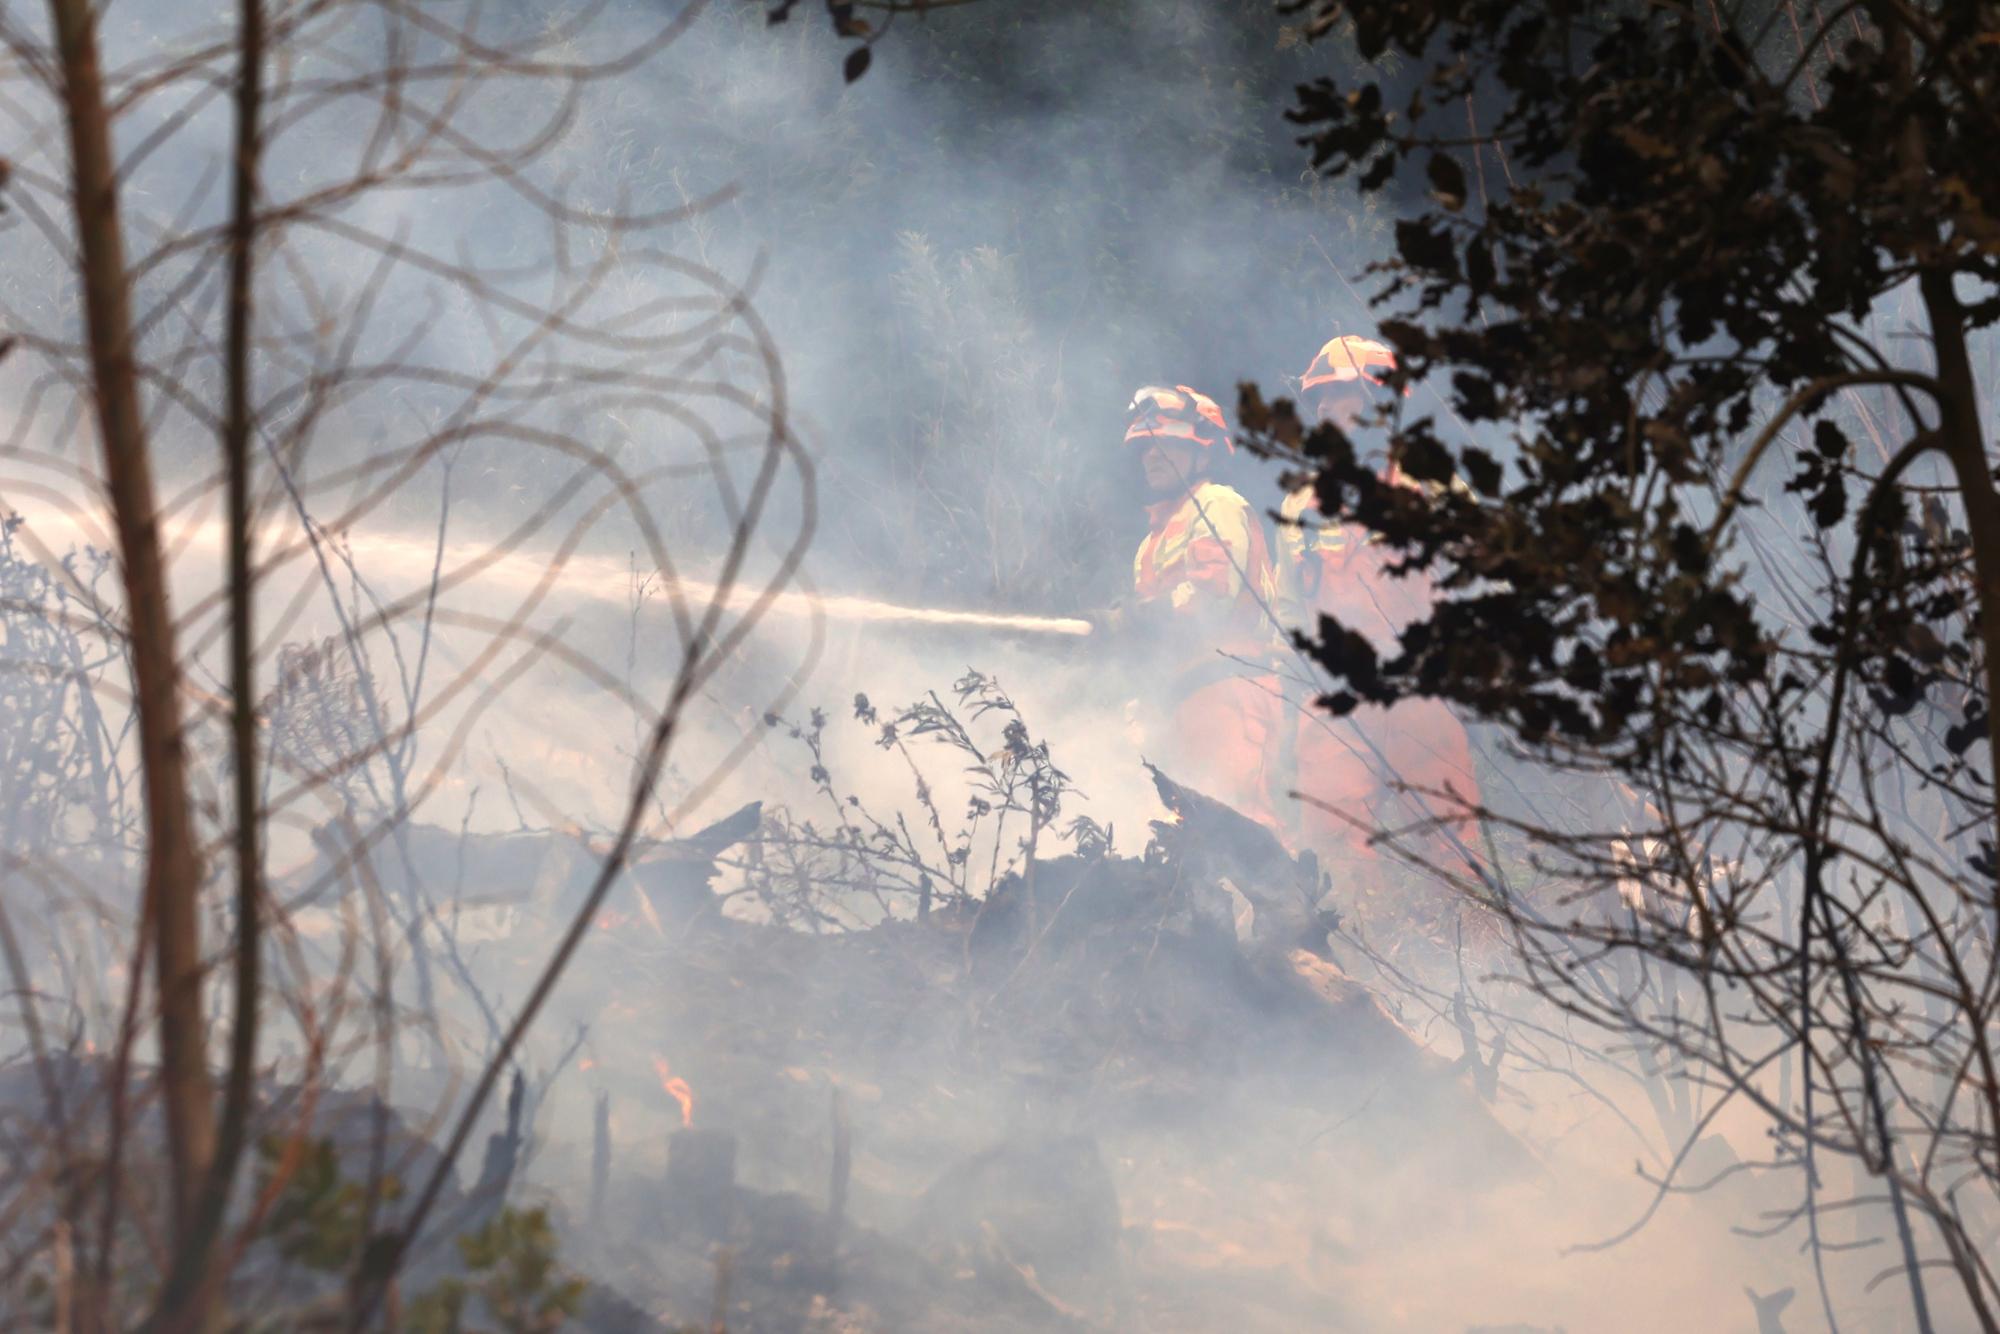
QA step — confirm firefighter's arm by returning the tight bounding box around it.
[1087,599,1168,635]
[1088,587,1186,637]
[1275,485,1316,570]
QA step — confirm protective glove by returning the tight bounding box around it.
[1086,597,1169,639]
[1084,603,1128,636]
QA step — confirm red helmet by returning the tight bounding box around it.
[1124,384,1231,451]
[1301,335,1398,392]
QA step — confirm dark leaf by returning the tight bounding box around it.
[1946,708,1989,756]
[1427,153,1468,210]
[1904,622,1945,665]
[1394,219,1458,276]
[1810,471,1846,529]
[1396,431,1454,484]
[1461,447,1503,497]
[1465,238,1494,295]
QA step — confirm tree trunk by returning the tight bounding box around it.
[151,3,266,1327]
[48,0,214,1229]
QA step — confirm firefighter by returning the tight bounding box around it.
[1109,384,1282,830]
[1276,336,1481,870]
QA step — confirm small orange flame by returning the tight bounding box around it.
[652,1054,694,1128]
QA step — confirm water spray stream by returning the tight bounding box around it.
[6,506,1095,638]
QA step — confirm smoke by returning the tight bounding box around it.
[0,2,1936,1330]
[448,10,1831,1331]
[576,1,1386,606]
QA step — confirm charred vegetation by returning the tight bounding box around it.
[1,0,1994,1330]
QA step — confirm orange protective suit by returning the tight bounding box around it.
[1275,484,1480,867]
[1132,480,1283,830]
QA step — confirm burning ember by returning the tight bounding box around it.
[652,1054,695,1128]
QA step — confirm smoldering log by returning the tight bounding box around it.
[665,1128,740,1241]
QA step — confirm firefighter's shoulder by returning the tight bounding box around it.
[1188,479,1256,520]
[1277,484,1316,526]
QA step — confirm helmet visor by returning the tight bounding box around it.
[1124,414,1207,445]
[1306,380,1381,426]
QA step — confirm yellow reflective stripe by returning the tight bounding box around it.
[1153,485,1252,595]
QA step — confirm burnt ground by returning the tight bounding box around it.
[398,772,1539,1332]
[0,781,1803,1332]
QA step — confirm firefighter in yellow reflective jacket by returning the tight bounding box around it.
[1116,384,1282,831]
[1274,337,1481,868]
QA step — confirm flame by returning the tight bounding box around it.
[652,1054,694,1128]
